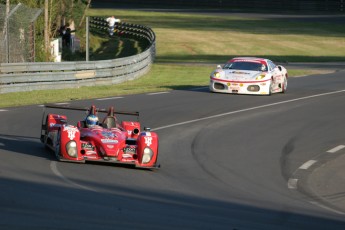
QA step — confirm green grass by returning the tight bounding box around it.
[0,9,343,108]
[87,10,345,63]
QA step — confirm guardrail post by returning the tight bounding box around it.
[86,16,89,62]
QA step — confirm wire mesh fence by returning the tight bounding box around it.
[0,3,42,63]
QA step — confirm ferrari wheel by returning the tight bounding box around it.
[281,76,287,93]
[268,79,273,95]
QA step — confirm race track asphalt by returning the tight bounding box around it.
[2,4,345,229]
[1,63,345,229]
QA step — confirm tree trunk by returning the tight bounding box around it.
[78,0,92,28]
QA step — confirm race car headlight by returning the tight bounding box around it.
[142,147,153,164]
[213,72,221,78]
[66,141,78,158]
[256,74,266,80]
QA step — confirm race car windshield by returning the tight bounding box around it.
[224,62,267,71]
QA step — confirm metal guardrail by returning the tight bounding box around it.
[0,20,156,94]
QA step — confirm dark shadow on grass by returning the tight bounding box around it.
[90,37,133,60]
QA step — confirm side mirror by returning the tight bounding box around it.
[217,65,222,69]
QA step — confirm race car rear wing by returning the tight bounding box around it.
[43,104,139,117]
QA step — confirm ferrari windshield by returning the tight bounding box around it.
[223,61,267,71]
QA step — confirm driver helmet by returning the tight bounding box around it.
[85,114,99,128]
[261,64,266,71]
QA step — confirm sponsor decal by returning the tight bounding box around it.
[82,143,94,150]
[102,131,116,138]
[233,59,263,64]
[122,153,133,158]
[106,145,114,149]
[85,151,97,155]
[232,71,249,75]
[124,147,136,153]
[141,132,151,137]
[63,126,78,140]
[101,139,118,144]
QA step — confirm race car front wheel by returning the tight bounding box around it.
[55,129,62,161]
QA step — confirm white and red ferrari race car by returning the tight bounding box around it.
[209,57,288,95]
[40,104,159,169]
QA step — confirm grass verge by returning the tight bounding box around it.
[0,64,327,108]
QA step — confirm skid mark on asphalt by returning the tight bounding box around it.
[288,144,345,215]
[50,161,97,192]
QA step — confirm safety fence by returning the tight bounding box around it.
[0,3,42,63]
[0,18,156,94]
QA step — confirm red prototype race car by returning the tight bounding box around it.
[40,104,159,169]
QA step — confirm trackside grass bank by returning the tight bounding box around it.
[0,9,343,108]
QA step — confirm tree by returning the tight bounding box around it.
[0,0,92,61]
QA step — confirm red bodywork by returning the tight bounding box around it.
[41,105,159,169]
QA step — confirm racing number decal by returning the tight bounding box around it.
[144,136,152,146]
[63,126,78,140]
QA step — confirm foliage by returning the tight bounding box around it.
[0,0,91,61]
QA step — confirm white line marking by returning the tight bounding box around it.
[309,201,345,215]
[50,162,97,192]
[299,160,317,170]
[147,92,169,95]
[0,143,4,146]
[0,109,8,112]
[288,178,298,189]
[153,89,345,131]
[54,102,70,105]
[327,145,345,153]
[96,97,123,101]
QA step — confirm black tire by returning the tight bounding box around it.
[281,76,287,93]
[268,79,273,95]
[55,129,62,161]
